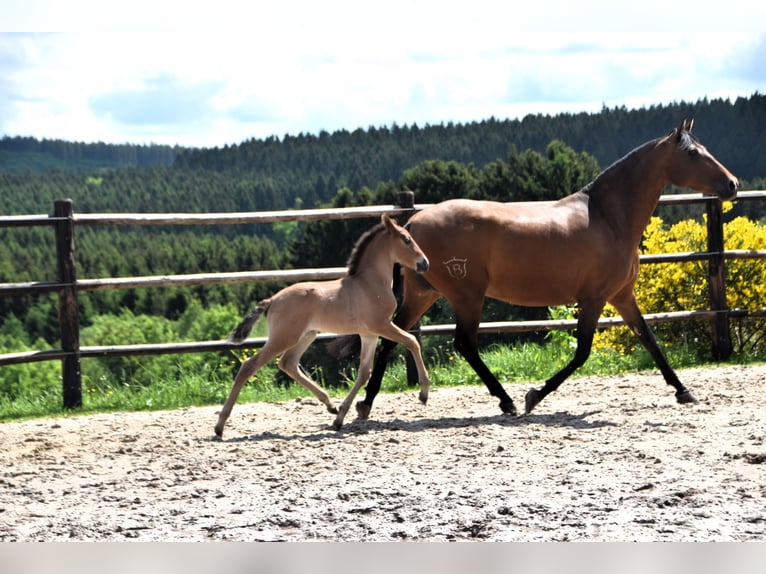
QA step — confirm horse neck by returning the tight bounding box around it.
[351,232,396,285]
[589,138,669,246]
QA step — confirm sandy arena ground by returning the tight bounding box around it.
[1,363,764,541]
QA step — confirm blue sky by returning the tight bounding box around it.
[1,1,765,148]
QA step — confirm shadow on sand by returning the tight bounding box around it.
[211,408,617,444]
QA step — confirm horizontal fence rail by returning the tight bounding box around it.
[1,190,765,408]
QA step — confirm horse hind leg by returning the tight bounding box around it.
[524,302,603,415]
[215,341,282,438]
[278,331,338,414]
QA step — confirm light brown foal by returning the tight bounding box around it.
[214,214,430,437]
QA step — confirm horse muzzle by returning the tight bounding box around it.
[416,257,430,273]
[707,176,739,201]
[721,176,739,201]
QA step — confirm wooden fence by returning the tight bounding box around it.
[1,190,766,408]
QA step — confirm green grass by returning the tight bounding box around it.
[0,338,758,423]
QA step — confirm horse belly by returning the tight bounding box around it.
[485,264,581,307]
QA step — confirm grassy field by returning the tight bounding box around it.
[0,335,745,423]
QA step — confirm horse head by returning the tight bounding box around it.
[665,118,739,201]
[382,214,429,273]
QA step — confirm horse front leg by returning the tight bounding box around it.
[611,291,697,405]
[452,304,517,415]
[524,302,604,415]
[356,338,397,420]
[377,323,430,406]
[357,283,440,420]
[335,336,378,430]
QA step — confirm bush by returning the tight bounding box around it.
[593,211,766,357]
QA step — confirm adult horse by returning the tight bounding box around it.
[356,119,738,420]
[214,214,430,437]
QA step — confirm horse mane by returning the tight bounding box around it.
[346,221,386,276]
[583,127,699,196]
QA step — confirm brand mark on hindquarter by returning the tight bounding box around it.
[443,257,468,280]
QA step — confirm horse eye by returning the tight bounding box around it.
[689,148,701,159]
[402,235,412,245]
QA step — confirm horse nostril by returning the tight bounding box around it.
[417,258,429,273]
[730,179,739,192]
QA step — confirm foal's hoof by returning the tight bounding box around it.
[214,425,223,438]
[524,388,542,415]
[327,405,339,415]
[676,390,699,405]
[332,418,344,431]
[355,401,371,420]
[500,399,517,416]
[418,391,428,405]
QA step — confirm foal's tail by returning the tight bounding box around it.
[227,299,271,343]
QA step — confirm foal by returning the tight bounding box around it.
[214,214,430,437]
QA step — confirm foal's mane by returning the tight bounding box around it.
[346,221,386,276]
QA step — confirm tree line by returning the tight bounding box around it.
[1,94,765,354]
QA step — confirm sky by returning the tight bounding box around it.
[1,1,765,149]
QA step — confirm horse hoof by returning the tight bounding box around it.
[214,425,223,438]
[499,400,517,416]
[524,388,542,415]
[419,392,428,405]
[332,419,343,431]
[355,401,371,420]
[328,405,339,414]
[676,390,698,405]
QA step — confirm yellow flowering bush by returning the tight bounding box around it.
[593,213,766,356]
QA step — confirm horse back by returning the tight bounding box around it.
[406,197,635,306]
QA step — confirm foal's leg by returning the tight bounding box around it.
[525,301,604,414]
[610,290,697,404]
[357,278,441,420]
[450,296,517,415]
[278,331,338,414]
[375,322,430,405]
[334,335,378,430]
[215,341,283,437]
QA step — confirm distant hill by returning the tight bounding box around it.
[175,93,766,183]
[1,93,763,217]
[2,93,764,183]
[0,136,180,173]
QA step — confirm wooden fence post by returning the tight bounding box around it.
[54,199,82,408]
[706,198,732,360]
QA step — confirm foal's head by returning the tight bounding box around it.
[664,118,739,201]
[381,213,429,273]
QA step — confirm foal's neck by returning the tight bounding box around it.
[352,232,396,285]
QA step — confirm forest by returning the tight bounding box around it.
[1,93,766,387]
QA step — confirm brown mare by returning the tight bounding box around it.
[214,214,430,437]
[357,119,738,420]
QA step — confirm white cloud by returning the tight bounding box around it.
[0,24,764,147]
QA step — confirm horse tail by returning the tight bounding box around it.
[227,299,271,343]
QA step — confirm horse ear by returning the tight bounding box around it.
[381,213,395,230]
[687,118,694,132]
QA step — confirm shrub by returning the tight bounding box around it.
[593,212,766,357]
